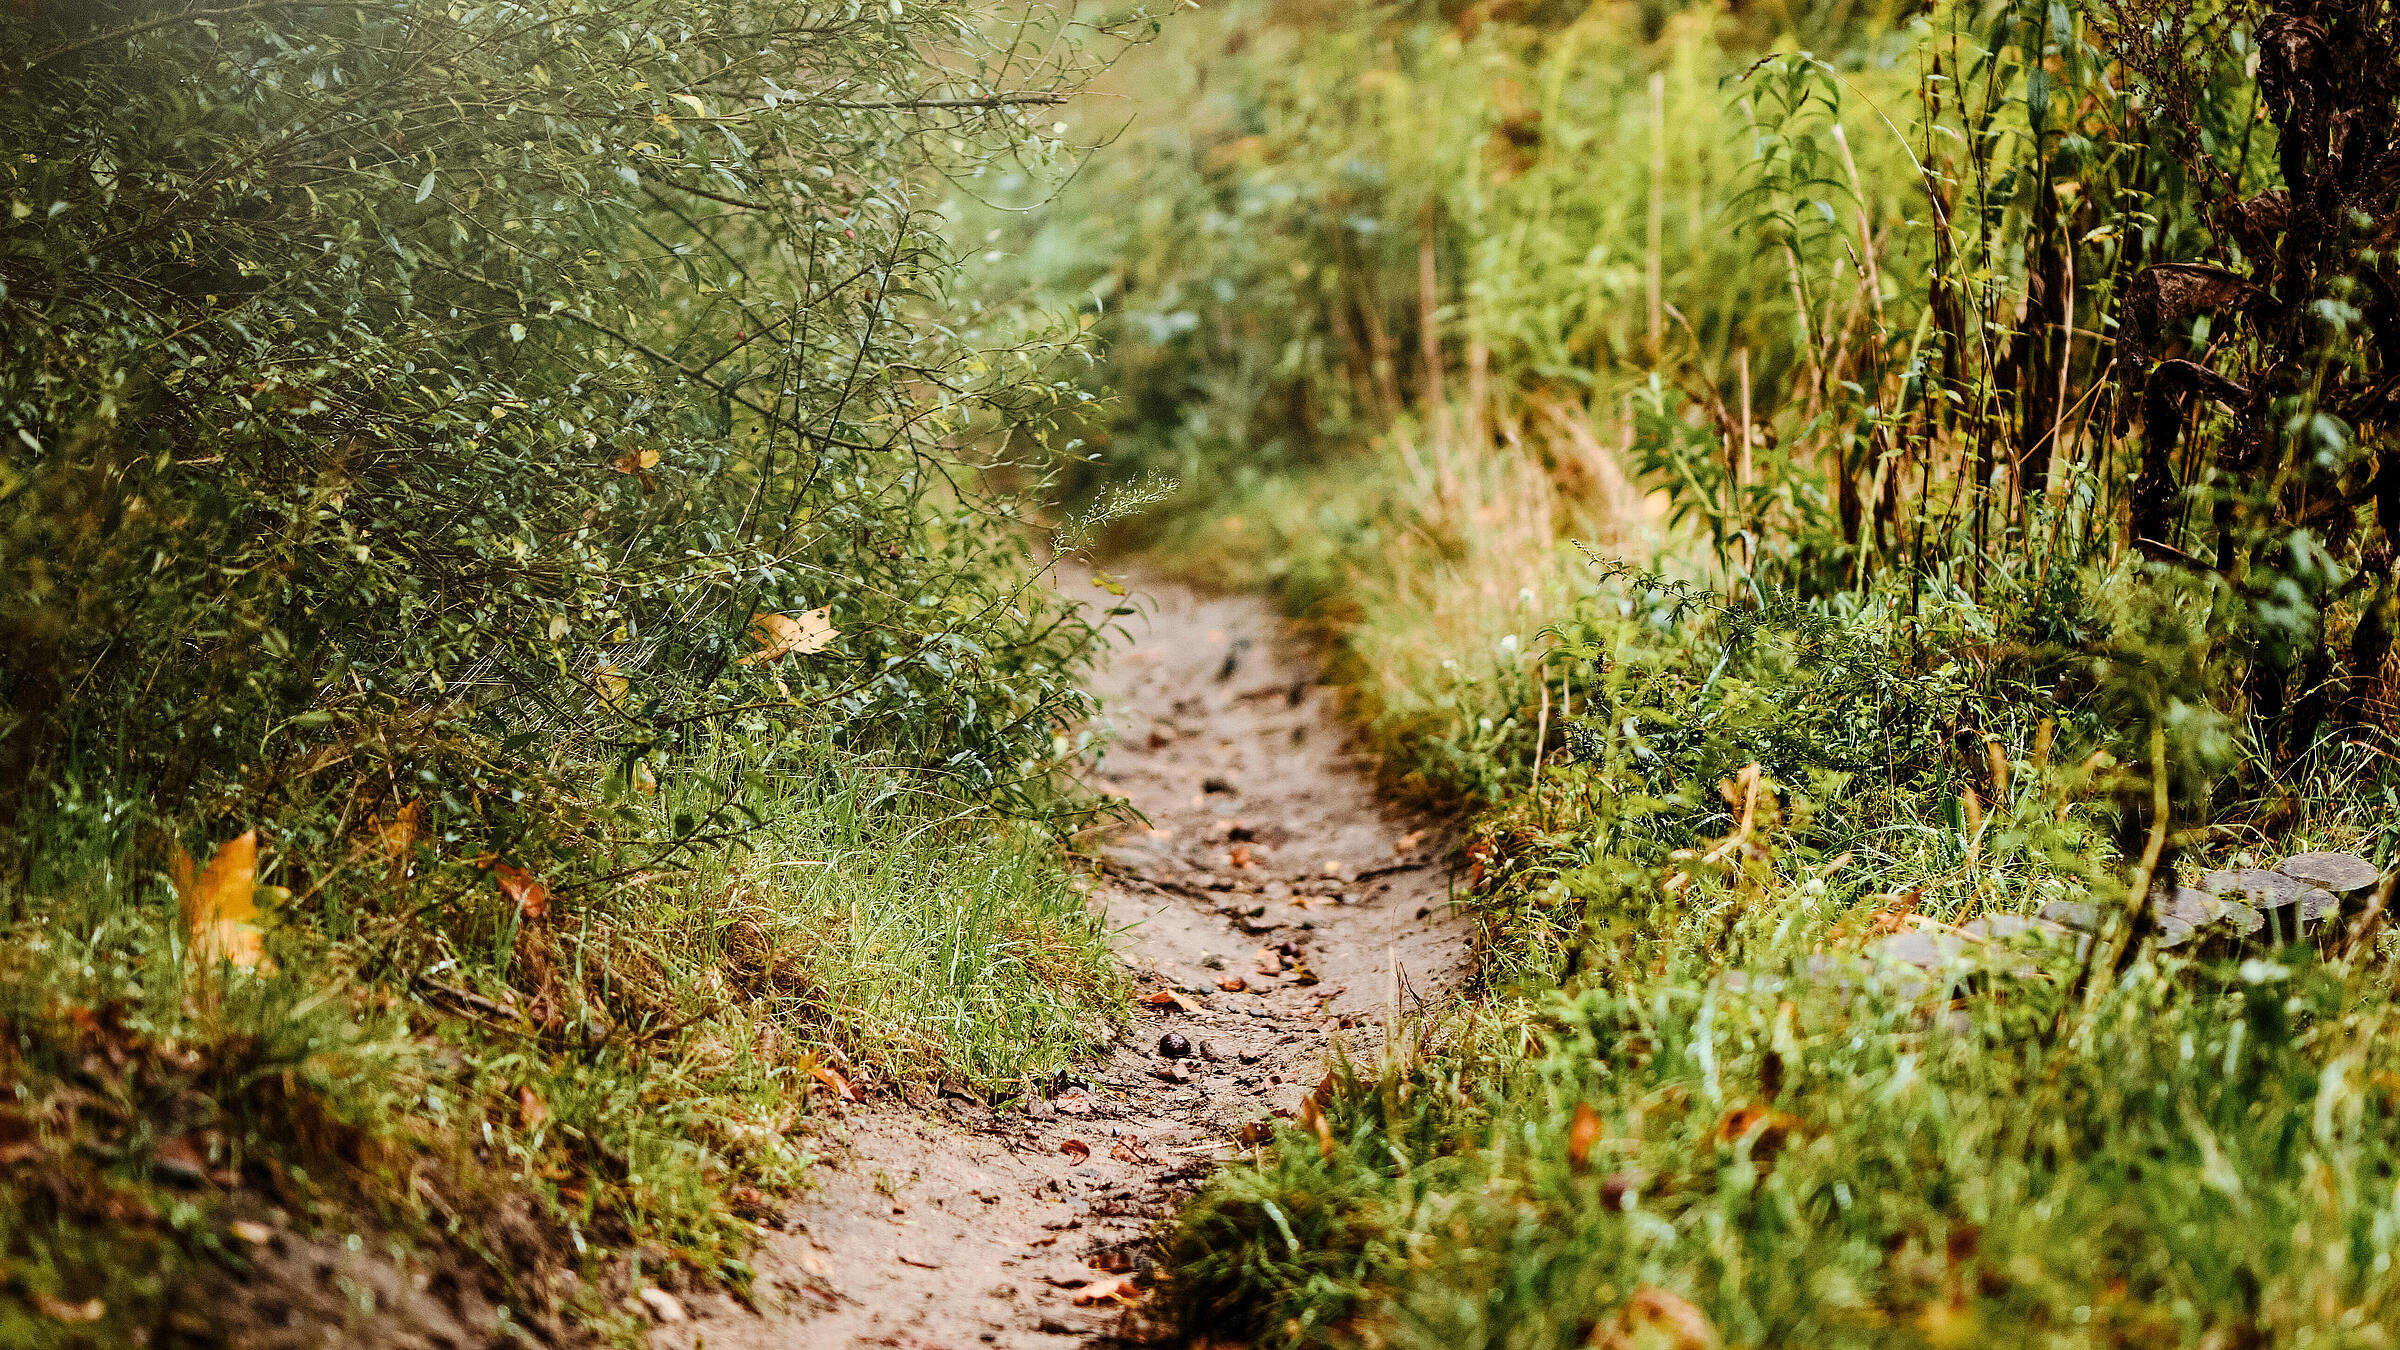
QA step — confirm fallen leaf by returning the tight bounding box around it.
[172,830,270,970]
[517,1085,548,1131]
[1109,1136,1154,1164]
[1714,1105,1803,1164]
[151,1135,211,1187]
[592,663,630,704]
[896,1252,942,1269]
[1215,975,1247,993]
[1060,1139,1091,1166]
[1053,1089,1093,1116]
[1236,1120,1274,1147]
[1296,1094,1335,1157]
[1597,1286,1717,1350]
[229,1220,273,1246]
[800,1054,861,1103]
[1136,989,1203,1014]
[1150,1062,1190,1084]
[34,1294,105,1323]
[494,862,549,921]
[1567,1102,1602,1170]
[1254,947,1284,977]
[635,1286,686,1324]
[376,801,424,867]
[1070,1275,1142,1306]
[736,607,838,665]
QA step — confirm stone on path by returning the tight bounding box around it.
[2035,899,2099,932]
[2279,850,2381,899]
[2203,868,2332,943]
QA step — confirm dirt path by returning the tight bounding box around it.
[652,576,1468,1349]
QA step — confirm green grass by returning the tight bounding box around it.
[0,739,1123,1344]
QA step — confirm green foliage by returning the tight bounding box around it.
[0,0,1122,820]
[0,0,1149,1335]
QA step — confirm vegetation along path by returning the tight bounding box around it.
[654,574,1469,1349]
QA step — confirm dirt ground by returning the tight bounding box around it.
[651,575,1469,1349]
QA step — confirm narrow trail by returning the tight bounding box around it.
[655,576,1469,1349]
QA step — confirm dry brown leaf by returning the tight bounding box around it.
[611,448,661,475]
[801,1054,860,1103]
[494,862,549,921]
[1595,1286,1717,1349]
[34,1294,105,1323]
[1566,1101,1602,1170]
[1069,1275,1142,1307]
[517,1085,548,1131]
[736,607,838,665]
[1714,1104,1803,1164]
[172,830,270,971]
[1136,989,1203,1014]
[1060,1139,1091,1166]
[1054,1089,1093,1116]
[1109,1136,1154,1164]
[634,1286,686,1324]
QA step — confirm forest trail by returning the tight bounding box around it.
[653,574,1468,1349]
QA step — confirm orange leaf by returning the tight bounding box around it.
[1059,1138,1090,1166]
[1567,1102,1602,1170]
[1136,989,1203,1014]
[1296,1094,1335,1158]
[173,830,269,971]
[735,607,838,665]
[802,1054,860,1103]
[1601,1287,1718,1350]
[376,800,423,865]
[1069,1275,1142,1306]
[494,862,549,920]
[610,448,660,474]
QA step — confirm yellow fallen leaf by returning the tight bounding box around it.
[736,607,838,664]
[592,663,629,704]
[171,830,270,971]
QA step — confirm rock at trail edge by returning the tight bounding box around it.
[2279,850,2381,899]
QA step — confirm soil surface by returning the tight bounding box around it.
[652,575,1469,1349]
